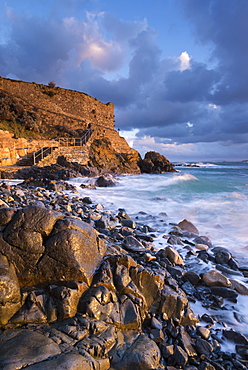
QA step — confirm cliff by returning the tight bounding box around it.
[0,77,140,171]
[0,77,175,175]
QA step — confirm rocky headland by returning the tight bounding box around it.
[0,177,248,370]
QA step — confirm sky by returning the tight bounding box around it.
[0,0,248,162]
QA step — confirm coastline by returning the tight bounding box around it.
[0,176,248,368]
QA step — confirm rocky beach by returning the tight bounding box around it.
[0,171,248,370]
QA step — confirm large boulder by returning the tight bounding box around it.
[0,207,106,286]
[138,151,176,173]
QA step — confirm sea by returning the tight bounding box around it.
[69,161,248,263]
[69,161,248,341]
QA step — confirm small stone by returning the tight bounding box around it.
[194,236,212,248]
[151,316,163,329]
[174,345,188,366]
[195,338,213,356]
[230,279,248,295]
[196,326,211,340]
[183,271,200,286]
[150,328,165,343]
[202,270,231,287]
[165,246,184,265]
[121,219,136,229]
[195,243,209,251]
[178,219,199,235]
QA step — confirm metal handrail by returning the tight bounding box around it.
[32,129,93,165]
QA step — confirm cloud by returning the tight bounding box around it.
[1,0,248,161]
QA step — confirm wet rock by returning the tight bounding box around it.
[0,253,21,325]
[194,243,209,251]
[223,329,248,345]
[210,286,238,300]
[202,270,231,287]
[138,151,176,174]
[123,235,145,252]
[230,279,248,295]
[195,337,213,356]
[167,235,184,245]
[121,219,136,229]
[236,344,248,360]
[160,343,174,359]
[196,326,211,340]
[0,330,61,368]
[174,345,188,366]
[159,285,188,322]
[216,264,243,276]
[39,220,106,286]
[114,333,161,370]
[165,246,184,265]
[177,327,198,357]
[196,250,211,263]
[212,247,232,263]
[194,236,213,248]
[183,271,200,286]
[178,219,199,235]
[95,175,116,187]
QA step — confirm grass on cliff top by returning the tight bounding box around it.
[0,120,43,139]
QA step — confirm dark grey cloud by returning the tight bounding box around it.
[1,0,248,154]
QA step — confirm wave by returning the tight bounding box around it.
[163,173,198,186]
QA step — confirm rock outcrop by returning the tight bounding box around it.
[138,151,176,173]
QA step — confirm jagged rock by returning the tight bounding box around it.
[138,151,176,174]
[202,270,231,287]
[113,333,161,370]
[0,330,61,368]
[50,284,88,320]
[178,219,199,235]
[89,137,141,175]
[130,265,165,310]
[0,253,21,325]
[78,285,121,325]
[177,327,198,357]
[174,345,188,366]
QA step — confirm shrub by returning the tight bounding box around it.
[48,81,56,88]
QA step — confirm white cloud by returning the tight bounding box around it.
[178,51,191,71]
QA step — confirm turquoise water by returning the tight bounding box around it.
[70,162,248,263]
[70,162,248,336]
